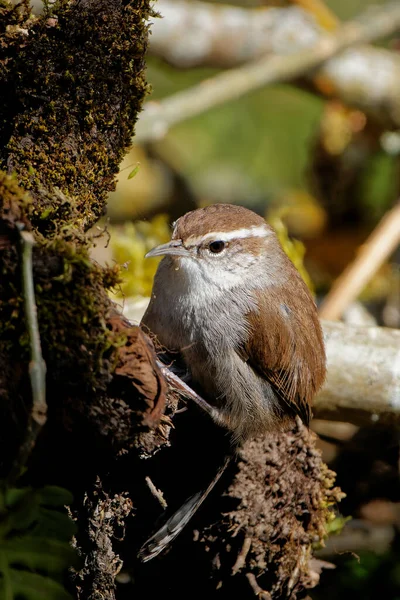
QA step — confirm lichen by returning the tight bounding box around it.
[71,479,134,600]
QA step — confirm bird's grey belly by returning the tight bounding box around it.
[143,291,280,440]
[182,343,279,440]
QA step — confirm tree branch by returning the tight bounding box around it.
[315,320,400,425]
[149,1,324,69]
[162,320,400,426]
[137,0,400,142]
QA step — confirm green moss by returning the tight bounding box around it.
[0,172,122,396]
[0,0,152,234]
[0,0,153,450]
[1,240,122,394]
[0,170,31,219]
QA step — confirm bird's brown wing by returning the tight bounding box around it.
[240,284,326,425]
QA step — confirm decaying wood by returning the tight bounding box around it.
[71,479,134,600]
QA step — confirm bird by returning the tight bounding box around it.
[139,203,326,560]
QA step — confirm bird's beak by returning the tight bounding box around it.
[145,239,190,259]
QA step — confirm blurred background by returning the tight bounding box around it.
[91,0,400,597]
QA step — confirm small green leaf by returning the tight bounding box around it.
[4,488,28,508]
[128,163,140,179]
[1,490,38,536]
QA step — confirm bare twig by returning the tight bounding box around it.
[138,1,400,142]
[20,230,47,419]
[319,201,400,320]
[288,545,308,592]
[145,476,168,509]
[7,229,47,484]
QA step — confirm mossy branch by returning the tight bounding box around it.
[1,0,153,233]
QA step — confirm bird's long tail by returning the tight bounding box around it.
[139,455,232,562]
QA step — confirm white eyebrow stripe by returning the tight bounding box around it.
[186,224,271,246]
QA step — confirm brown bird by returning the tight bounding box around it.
[139,204,326,560]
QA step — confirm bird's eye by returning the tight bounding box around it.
[208,240,226,254]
